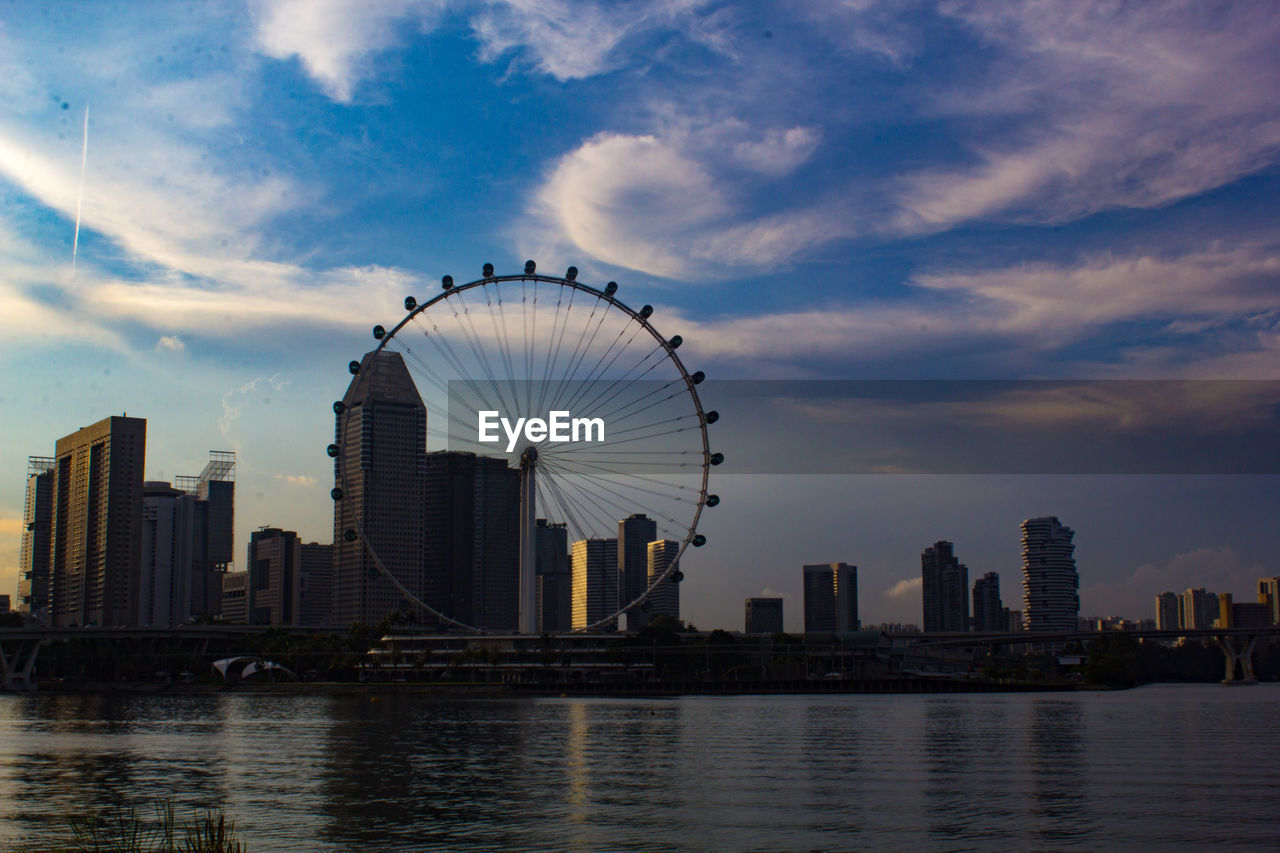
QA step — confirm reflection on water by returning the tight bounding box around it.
[0,685,1278,851]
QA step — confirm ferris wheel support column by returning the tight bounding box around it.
[518,446,538,633]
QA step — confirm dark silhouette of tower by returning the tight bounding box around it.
[972,571,1002,632]
[332,351,427,627]
[921,541,968,632]
[619,513,657,631]
[422,451,520,630]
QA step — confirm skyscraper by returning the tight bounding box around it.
[17,457,55,618]
[137,481,196,626]
[803,562,859,632]
[332,351,427,627]
[1020,516,1079,632]
[299,542,333,627]
[422,450,520,630]
[49,416,146,627]
[619,513,657,632]
[535,518,571,632]
[1154,591,1180,631]
[745,597,784,634]
[645,539,680,622]
[571,538,618,631]
[248,527,300,625]
[921,541,969,632]
[972,571,1003,632]
[176,451,235,619]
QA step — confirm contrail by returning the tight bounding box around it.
[71,104,88,273]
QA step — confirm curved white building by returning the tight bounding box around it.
[1020,516,1079,632]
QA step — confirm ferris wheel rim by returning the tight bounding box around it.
[337,264,713,633]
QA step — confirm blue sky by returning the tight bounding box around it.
[1,1,1278,629]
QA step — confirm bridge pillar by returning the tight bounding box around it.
[0,639,45,691]
[1214,635,1257,684]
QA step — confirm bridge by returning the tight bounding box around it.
[885,626,1280,684]
[2,624,1276,689]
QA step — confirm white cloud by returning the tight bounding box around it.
[886,576,922,599]
[251,0,441,102]
[732,126,821,177]
[155,335,186,354]
[532,130,854,278]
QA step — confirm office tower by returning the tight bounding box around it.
[1258,577,1280,626]
[1154,591,1180,631]
[177,451,235,618]
[1179,587,1217,630]
[619,513,658,632]
[17,457,55,617]
[803,562,859,632]
[248,527,300,625]
[332,351,427,627]
[745,597,784,634]
[535,518,571,632]
[1020,517,1079,632]
[221,571,249,624]
[423,451,520,630]
[972,571,1003,632]
[49,416,146,627]
[921,541,969,632]
[571,538,618,631]
[137,482,196,626]
[645,539,680,621]
[1230,599,1273,629]
[299,542,334,626]
[1003,608,1024,632]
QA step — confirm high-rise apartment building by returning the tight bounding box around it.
[921,541,969,632]
[423,451,520,630]
[571,538,618,631]
[1020,517,1079,632]
[49,416,146,627]
[332,351,427,627]
[17,457,55,618]
[972,571,1003,632]
[645,539,680,622]
[745,597,784,634]
[1179,587,1217,630]
[803,562,859,632]
[137,482,196,626]
[535,518,571,632]
[1258,577,1280,626]
[1154,591,1180,631]
[619,513,658,632]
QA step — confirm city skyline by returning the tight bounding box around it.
[2,2,1279,632]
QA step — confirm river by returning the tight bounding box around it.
[0,684,1277,851]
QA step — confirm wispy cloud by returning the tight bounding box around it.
[274,473,318,487]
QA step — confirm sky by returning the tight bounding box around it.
[1,1,1278,631]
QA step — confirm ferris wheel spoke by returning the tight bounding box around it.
[551,292,612,414]
[538,457,698,504]
[589,378,686,425]
[531,456,698,497]
[541,467,619,542]
[541,464,687,535]
[563,344,668,422]
[411,314,505,417]
[535,282,574,417]
[554,313,646,414]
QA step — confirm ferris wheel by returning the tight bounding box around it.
[331,260,721,633]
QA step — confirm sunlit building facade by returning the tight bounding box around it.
[1020,516,1079,632]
